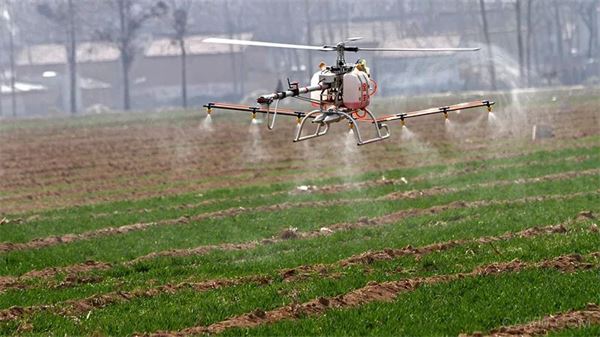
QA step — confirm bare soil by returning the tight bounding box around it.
[1,102,597,214]
[0,261,111,293]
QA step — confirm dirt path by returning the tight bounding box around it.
[138,252,600,337]
[461,304,600,337]
[2,169,596,255]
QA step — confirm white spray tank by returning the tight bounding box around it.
[342,70,370,110]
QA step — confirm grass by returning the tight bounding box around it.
[4,223,599,336]
[229,270,599,337]
[1,144,598,245]
[1,193,597,311]
[1,172,597,276]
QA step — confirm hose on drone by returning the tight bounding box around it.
[266,99,279,130]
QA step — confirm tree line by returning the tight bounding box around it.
[0,0,598,116]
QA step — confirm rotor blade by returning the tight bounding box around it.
[345,37,364,42]
[202,38,335,51]
[356,47,480,52]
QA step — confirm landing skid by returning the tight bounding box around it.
[294,108,390,146]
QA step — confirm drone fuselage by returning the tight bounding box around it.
[258,42,370,112]
[202,37,493,146]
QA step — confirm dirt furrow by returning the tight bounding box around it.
[0,199,367,254]
[461,303,600,337]
[278,223,570,282]
[2,166,596,255]
[289,162,599,198]
[139,252,600,337]
[12,155,590,224]
[0,261,111,293]
[0,222,578,322]
[125,191,597,264]
[0,275,271,323]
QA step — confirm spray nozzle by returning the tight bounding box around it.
[444,112,449,120]
[296,116,301,124]
[252,112,257,120]
[348,122,354,130]
[483,100,493,113]
[207,108,212,115]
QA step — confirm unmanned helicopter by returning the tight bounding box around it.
[202,37,495,146]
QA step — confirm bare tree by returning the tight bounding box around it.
[37,0,78,115]
[552,0,564,75]
[168,0,191,108]
[223,0,243,97]
[479,0,497,90]
[515,0,525,85]
[580,0,599,59]
[96,0,167,111]
[1,1,17,117]
[304,0,312,80]
[525,0,534,86]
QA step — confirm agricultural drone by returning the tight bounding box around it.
[202,37,495,146]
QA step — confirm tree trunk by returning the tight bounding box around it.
[8,26,17,117]
[324,1,334,43]
[304,0,312,80]
[67,0,77,115]
[122,54,131,111]
[553,0,564,79]
[587,0,598,59]
[593,0,600,52]
[118,0,131,111]
[479,0,497,90]
[223,0,239,97]
[515,0,525,85]
[179,38,188,108]
[526,0,533,86]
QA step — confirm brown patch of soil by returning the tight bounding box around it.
[2,102,598,214]
[140,252,599,337]
[0,275,271,322]
[22,260,111,278]
[0,261,110,293]
[577,210,596,221]
[126,242,258,265]
[462,303,600,337]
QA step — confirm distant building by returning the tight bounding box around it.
[14,33,273,116]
